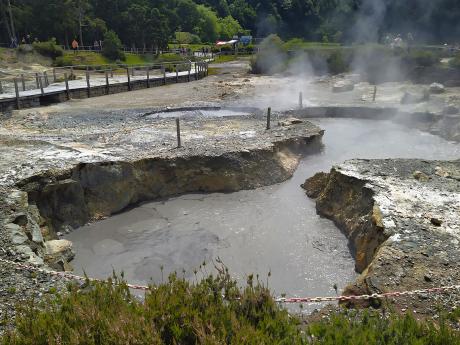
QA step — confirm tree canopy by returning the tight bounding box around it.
[1,0,459,47]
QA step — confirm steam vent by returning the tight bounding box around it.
[1,2,460,341]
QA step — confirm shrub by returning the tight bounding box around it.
[175,32,201,45]
[102,30,125,61]
[449,54,460,70]
[327,50,348,74]
[1,270,460,344]
[251,34,287,74]
[32,39,63,59]
[1,271,304,344]
[406,50,439,67]
[219,45,234,52]
[307,309,460,345]
[284,38,308,51]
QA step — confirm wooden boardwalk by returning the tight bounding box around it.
[0,61,209,114]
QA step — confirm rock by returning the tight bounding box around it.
[5,223,28,245]
[332,80,354,93]
[413,171,429,182]
[435,166,451,178]
[443,104,459,115]
[401,90,429,104]
[44,239,74,263]
[14,245,44,265]
[280,118,303,126]
[30,222,44,244]
[12,213,28,226]
[430,218,442,226]
[302,172,329,198]
[345,74,361,84]
[429,83,445,94]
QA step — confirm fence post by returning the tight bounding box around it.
[86,71,90,97]
[64,73,70,100]
[105,70,109,94]
[195,63,198,80]
[131,67,135,77]
[176,118,181,148]
[126,68,131,91]
[21,74,25,91]
[373,85,377,102]
[70,67,74,79]
[299,92,303,109]
[188,63,191,82]
[0,80,3,94]
[38,76,44,95]
[163,65,166,85]
[44,71,49,86]
[146,67,150,88]
[53,68,57,82]
[110,67,113,78]
[266,107,271,130]
[35,73,40,89]
[176,65,179,83]
[14,78,20,110]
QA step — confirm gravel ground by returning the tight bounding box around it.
[1,57,460,331]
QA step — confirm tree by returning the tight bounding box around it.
[195,5,219,43]
[102,30,124,60]
[218,15,243,40]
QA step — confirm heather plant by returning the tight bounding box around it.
[1,268,459,345]
[1,267,305,345]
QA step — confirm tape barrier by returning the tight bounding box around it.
[1,257,458,303]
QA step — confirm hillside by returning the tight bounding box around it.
[1,0,460,49]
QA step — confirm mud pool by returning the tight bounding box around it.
[66,118,460,304]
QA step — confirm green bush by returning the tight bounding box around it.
[1,271,304,344]
[1,269,460,344]
[102,30,125,61]
[449,54,460,70]
[307,309,460,345]
[406,50,439,67]
[327,50,348,74]
[250,34,287,74]
[32,39,63,59]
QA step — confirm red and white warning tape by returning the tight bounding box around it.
[275,285,460,304]
[1,257,459,303]
[0,257,150,291]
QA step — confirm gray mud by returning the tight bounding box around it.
[67,118,460,305]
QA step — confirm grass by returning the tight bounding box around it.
[56,51,110,67]
[1,268,459,344]
[124,53,154,65]
[213,54,238,63]
[54,51,191,69]
[168,43,212,51]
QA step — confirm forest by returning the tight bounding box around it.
[1,0,460,49]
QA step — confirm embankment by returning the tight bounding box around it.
[304,159,460,314]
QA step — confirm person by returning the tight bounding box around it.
[94,40,99,51]
[10,36,18,48]
[72,39,79,53]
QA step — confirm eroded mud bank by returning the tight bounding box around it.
[304,159,460,315]
[1,119,323,271]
